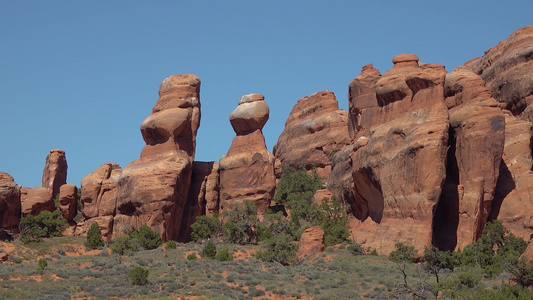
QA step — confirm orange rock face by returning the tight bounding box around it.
[0,172,21,232]
[58,184,77,221]
[113,74,201,241]
[273,91,351,181]
[21,186,55,217]
[80,163,121,219]
[219,94,276,214]
[42,149,67,200]
[465,26,533,117]
[297,226,325,261]
[178,161,220,242]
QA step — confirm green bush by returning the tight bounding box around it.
[85,223,105,249]
[187,253,198,261]
[165,240,177,250]
[509,259,533,287]
[216,246,233,261]
[37,258,47,271]
[256,234,297,265]
[389,242,417,263]
[222,200,258,244]
[19,209,68,243]
[273,165,322,205]
[312,197,349,247]
[347,242,364,255]
[201,240,216,259]
[109,225,163,255]
[127,266,149,285]
[190,215,221,242]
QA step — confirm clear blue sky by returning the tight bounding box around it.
[1,1,531,188]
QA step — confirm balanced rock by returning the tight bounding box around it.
[58,184,77,221]
[21,186,54,217]
[0,172,21,233]
[42,149,67,199]
[273,91,351,181]
[348,54,449,254]
[297,226,325,261]
[465,26,533,117]
[219,94,275,214]
[178,161,220,242]
[114,74,201,241]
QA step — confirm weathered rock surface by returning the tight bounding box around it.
[348,54,450,254]
[219,94,275,214]
[58,184,77,221]
[313,189,333,205]
[42,149,67,199]
[521,242,533,267]
[297,226,324,260]
[435,67,505,250]
[113,74,201,241]
[178,161,219,242]
[21,186,54,217]
[80,163,121,219]
[0,172,21,232]
[273,91,351,181]
[465,26,533,117]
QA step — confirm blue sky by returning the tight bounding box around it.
[1,1,531,188]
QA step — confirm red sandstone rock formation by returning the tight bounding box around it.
[273,91,351,181]
[297,226,325,261]
[21,187,55,217]
[42,149,67,200]
[178,161,219,242]
[0,172,21,233]
[465,26,533,118]
[80,163,121,220]
[58,184,77,221]
[113,74,201,241]
[219,94,276,214]
[347,54,450,254]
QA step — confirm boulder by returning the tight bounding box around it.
[178,161,219,242]
[465,26,533,117]
[219,94,276,214]
[0,172,21,232]
[21,186,54,217]
[0,252,7,262]
[42,149,67,199]
[114,74,201,241]
[58,184,77,221]
[349,54,449,254]
[273,91,351,181]
[297,226,325,260]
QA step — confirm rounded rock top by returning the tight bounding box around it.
[159,74,201,95]
[392,54,419,64]
[238,93,265,105]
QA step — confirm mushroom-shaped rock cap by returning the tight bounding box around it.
[158,74,200,96]
[392,54,419,64]
[230,93,269,135]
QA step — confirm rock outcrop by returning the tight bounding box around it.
[113,74,201,241]
[297,226,325,261]
[273,91,351,181]
[58,184,77,221]
[42,149,67,200]
[178,161,219,242]
[465,26,533,118]
[21,187,54,217]
[0,172,21,233]
[219,94,276,214]
[80,163,121,220]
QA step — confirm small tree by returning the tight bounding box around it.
[187,253,198,260]
[85,223,105,249]
[216,246,233,261]
[191,215,221,242]
[201,240,217,259]
[127,266,149,285]
[256,234,298,266]
[222,200,258,244]
[165,240,177,250]
[19,209,68,243]
[389,242,417,263]
[37,258,47,271]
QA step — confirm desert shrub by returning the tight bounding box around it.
[19,209,68,243]
[222,200,258,244]
[273,165,322,205]
[191,215,221,242]
[109,225,162,255]
[312,196,349,247]
[347,242,364,255]
[256,234,297,265]
[85,222,105,249]
[422,246,460,275]
[216,246,233,261]
[187,253,197,261]
[201,240,216,259]
[509,258,533,287]
[389,242,417,263]
[127,266,149,285]
[37,258,47,271]
[257,210,291,242]
[165,240,177,250]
